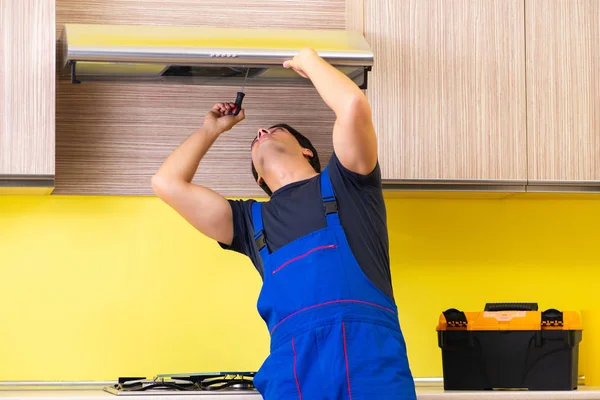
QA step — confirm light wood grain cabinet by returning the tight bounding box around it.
[361,0,527,186]
[526,0,600,188]
[51,0,600,195]
[0,0,55,193]
[54,0,344,197]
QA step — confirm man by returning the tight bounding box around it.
[152,48,416,400]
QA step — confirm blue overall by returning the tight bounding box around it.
[251,166,417,400]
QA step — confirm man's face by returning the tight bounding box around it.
[251,126,312,184]
[251,126,295,151]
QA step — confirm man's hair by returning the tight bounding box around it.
[251,124,321,196]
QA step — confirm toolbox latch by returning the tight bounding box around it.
[442,308,468,328]
[541,308,564,327]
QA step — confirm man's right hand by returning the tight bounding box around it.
[203,102,246,136]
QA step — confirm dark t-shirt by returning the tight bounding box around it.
[219,152,394,299]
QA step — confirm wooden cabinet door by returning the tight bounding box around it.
[363,0,527,185]
[0,0,55,190]
[526,0,600,186]
[54,0,344,197]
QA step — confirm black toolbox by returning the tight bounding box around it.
[437,303,582,390]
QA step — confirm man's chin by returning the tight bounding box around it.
[257,141,288,157]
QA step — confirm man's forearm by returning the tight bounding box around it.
[302,51,367,116]
[154,126,220,184]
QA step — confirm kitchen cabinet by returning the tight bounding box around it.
[0,0,55,194]
[525,0,600,189]
[359,0,527,188]
[53,0,598,196]
[54,0,344,197]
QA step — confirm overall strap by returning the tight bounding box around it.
[251,201,270,258]
[320,166,341,227]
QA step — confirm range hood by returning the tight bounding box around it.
[60,24,374,88]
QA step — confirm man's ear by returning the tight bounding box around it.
[302,148,314,158]
[257,176,264,185]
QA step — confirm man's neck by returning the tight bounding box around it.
[263,160,318,194]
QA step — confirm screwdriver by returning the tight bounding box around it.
[233,68,249,116]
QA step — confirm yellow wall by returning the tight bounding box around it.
[1,194,599,381]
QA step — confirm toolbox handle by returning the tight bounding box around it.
[484,302,538,312]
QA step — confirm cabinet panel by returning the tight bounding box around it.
[56,0,344,30]
[0,0,55,178]
[526,0,600,183]
[54,84,335,196]
[345,0,364,33]
[55,0,344,196]
[364,0,527,183]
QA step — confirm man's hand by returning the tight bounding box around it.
[203,102,246,136]
[283,48,319,79]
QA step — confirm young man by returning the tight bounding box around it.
[152,48,416,400]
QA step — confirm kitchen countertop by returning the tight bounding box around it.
[1,384,600,399]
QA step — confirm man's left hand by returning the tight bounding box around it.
[283,48,319,79]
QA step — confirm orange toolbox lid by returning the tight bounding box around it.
[436,303,583,331]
